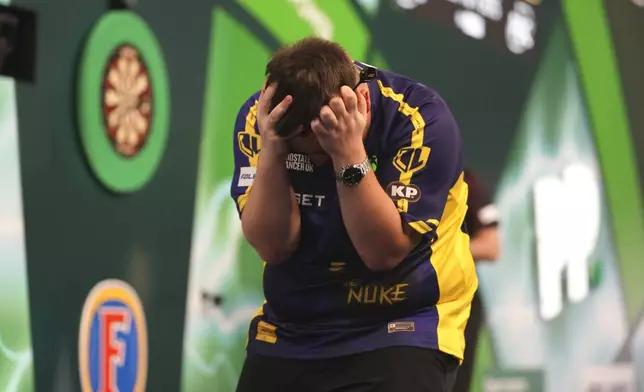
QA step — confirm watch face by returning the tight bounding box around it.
[342,166,365,186]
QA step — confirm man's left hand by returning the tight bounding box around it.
[310,86,368,165]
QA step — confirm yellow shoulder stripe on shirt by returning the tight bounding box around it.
[246,101,259,135]
[237,100,259,212]
[377,81,429,213]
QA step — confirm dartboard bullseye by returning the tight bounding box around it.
[102,45,153,158]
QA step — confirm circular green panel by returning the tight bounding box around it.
[78,11,170,193]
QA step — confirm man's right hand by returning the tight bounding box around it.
[257,82,292,158]
[239,82,301,265]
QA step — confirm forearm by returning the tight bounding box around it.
[241,151,300,264]
[469,227,500,261]
[334,156,414,271]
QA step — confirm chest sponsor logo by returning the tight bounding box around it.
[237,166,256,187]
[387,182,421,202]
[285,153,314,172]
[345,279,409,305]
[295,192,325,207]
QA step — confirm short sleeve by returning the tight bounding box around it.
[376,95,463,242]
[230,91,262,215]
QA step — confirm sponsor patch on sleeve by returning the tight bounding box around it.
[238,167,256,187]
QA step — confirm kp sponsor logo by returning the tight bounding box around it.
[387,182,421,202]
[79,279,147,392]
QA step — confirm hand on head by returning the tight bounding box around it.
[257,82,368,161]
[310,85,368,161]
[256,82,292,157]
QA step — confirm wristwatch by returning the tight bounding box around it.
[335,157,371,187]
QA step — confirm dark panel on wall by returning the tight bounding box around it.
[604,0,644,199]
[13,0,214,390]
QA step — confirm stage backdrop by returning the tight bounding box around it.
[0,0,642,391]
[0,1,34,391]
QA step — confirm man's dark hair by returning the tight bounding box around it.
[265,37,357,136]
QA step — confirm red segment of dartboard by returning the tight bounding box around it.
[102,45,153,158]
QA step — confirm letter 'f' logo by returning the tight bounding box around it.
[79,280,148,392]
[99,307,131,392]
